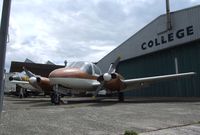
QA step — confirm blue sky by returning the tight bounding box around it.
[0,0,200,71]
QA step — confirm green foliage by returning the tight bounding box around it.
[124,130,138,135]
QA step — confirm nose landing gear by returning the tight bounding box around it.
[51,85,61,105]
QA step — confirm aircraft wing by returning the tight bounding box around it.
[121,72,195,92]
[10,80,29,84]
[10,80,40,92]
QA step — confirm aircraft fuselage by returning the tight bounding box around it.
[49,67,99,91]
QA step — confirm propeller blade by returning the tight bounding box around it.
[94,81,105,97]
[108,57,120,73]
[23,67,35,78]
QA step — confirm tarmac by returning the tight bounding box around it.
[1,95,200,135]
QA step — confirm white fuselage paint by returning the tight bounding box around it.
[49,78,99,91]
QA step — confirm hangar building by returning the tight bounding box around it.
[9,59,65,77]
[97,5,200,97]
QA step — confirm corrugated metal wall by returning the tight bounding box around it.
[118,40,200,97]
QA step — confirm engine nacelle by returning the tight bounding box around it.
[28,76,51,93]
[9,76,14,81]
[97,73,126,91]
[36,77,50,86]
[104,73,126,91]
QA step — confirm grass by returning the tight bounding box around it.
[124,130,138,135]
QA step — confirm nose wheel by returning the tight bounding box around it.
[51,85,61,105]
[51,93,61,105]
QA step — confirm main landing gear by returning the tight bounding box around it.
[16,85,28,98]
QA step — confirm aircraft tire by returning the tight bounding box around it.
[51,93,61,105]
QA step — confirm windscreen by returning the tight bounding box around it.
[68,62,93,75]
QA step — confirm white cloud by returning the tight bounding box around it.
[0,0,199,71]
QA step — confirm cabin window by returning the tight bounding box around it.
[68,62,94,75]
[83,64,93,75]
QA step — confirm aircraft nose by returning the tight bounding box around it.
[49,68,68,78]
[49,68,81,78]
[49,69,60,78]
[9,76,13,81]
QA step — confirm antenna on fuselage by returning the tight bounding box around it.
[64,60,67,67]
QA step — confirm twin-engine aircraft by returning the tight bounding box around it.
[20,57,195,105]
[9,71,54,97]
[9,71,41,97]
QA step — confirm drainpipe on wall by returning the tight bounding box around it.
[158,0,172,35]
[166,0,172,30]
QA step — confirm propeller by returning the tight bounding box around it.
[23,67,41,82]
[93,57,121,97]
[23,66,35,78]
[107,57,120,74]
[23,67,43,90]
[23,67,39,84]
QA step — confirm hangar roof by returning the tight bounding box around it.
[97,5,200,73]
[10,61,64,77]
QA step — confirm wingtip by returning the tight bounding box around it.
[187,72,196,75]
[193,72,196,74]
[178,72,197,77]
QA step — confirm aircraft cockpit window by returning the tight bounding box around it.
[81,64,93,75]
[68,62,85,68]
[68,62,93,75]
